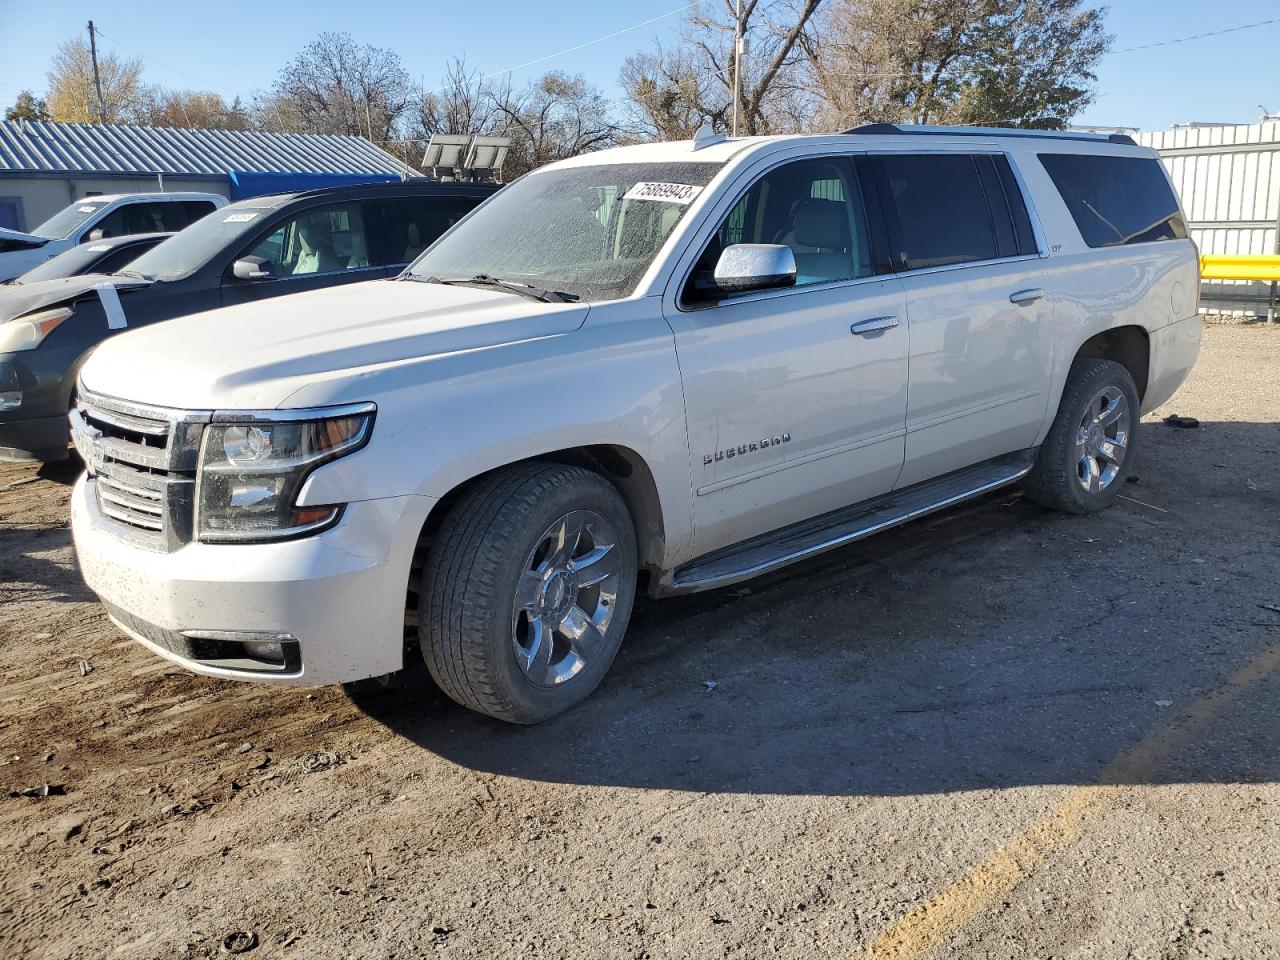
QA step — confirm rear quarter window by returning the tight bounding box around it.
[1038,153,1187,249]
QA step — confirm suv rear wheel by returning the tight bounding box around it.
[1025,357,1140,514]
[419,462,638,723]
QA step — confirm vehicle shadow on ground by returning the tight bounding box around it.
[0,521,97,604]
[352,419,1280,797]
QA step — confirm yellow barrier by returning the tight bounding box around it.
[1199,254,1280,281]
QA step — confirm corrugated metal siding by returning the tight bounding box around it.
[0,120,417,178]
[1137,122,1280,310]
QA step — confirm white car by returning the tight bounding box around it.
[0,192,225,281]
[69,126,1201,723]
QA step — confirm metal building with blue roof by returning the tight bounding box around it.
[0,120,418,231]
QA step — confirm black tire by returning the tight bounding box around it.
[1025,357,1140,514]
[419,462,638,724]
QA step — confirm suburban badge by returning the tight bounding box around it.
[704,433,791,465]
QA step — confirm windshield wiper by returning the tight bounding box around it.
[420,274,578,303]
[113,269,154,281]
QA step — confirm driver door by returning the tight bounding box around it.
[663,155,909,558]
[221,200,385,306]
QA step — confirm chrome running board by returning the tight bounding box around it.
[659,449,1036,596]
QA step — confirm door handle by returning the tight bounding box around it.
[1009,288,1046,306]
[850,316,899,336]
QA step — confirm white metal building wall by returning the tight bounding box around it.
[1136,121,1280,260]
[1136,122,1280,317]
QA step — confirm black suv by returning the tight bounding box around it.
[0,180,497,461]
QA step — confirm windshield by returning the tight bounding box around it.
[32,201,108,240]
[123,205,268,281]
[409,161,722,301]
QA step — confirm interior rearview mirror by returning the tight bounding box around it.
[713,244,797,296]
[233,256,276,281]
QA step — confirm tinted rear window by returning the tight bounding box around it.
[369,194,484,266]
[875,155,998,270]
[1039,153,1187,249]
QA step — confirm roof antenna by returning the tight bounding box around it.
[692,122,726,151]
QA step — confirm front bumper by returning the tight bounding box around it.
[0,347,80,461]
[0,413,69,461]
[72,474,435,685]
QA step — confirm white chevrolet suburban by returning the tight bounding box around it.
[69,126,1201,723]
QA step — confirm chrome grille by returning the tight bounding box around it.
[71,389,210,551]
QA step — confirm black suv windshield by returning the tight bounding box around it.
[31,201,108,240]
[409,161,722,302]
[123,205,268,281]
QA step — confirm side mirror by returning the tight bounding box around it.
[232,256,276,281]
[713,243,797,296]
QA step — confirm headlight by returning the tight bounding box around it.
[0,306,72,352]
[195,406,374,543]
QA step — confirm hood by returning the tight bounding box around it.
[80,279,591,410]
[0,273,149,324]
[0,227,49,252]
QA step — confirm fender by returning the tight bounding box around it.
[292,299,697,570]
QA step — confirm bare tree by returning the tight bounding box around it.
[621,0,825,138]
[619,46,714,141]
[411,57,504,140]
[45,37,146,123]
[263,32,412,144]
[491,72,624,176]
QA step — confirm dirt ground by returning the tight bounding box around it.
[1,323,1278,960]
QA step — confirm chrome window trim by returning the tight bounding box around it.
[672,146,1050,315]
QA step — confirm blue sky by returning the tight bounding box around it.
[0,0,1276,131]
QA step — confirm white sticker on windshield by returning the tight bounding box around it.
[96,283,127,330]
[223,212,258,223]
[623,182,703,205]
[78,206,96,212]
[87,244,111,252]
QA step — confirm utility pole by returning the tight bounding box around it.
[731,0,743,137]
[87,21,107,123]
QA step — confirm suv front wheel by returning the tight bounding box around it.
[1025,357,1140,514]
[419,462,638,723]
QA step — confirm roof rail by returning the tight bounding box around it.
[842,123,1137,146]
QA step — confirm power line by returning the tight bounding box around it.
[1115,17,1280,53]
[93,28,251,99]
[477,3,697,82]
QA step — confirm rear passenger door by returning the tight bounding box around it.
[367,194,484,271]
[869,153,1053,487]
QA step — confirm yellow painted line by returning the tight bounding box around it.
[856,643,1280,960]
[1200,254,1280,281]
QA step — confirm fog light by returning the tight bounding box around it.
[0,390,20,411]
[179,629,300,673]
[241,638,284,663]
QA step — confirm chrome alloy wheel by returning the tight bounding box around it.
[1075,385,1130,493]
[511,509,621,687]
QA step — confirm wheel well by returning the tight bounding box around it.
[1074,326,1149,400]
[404,447,667,626]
